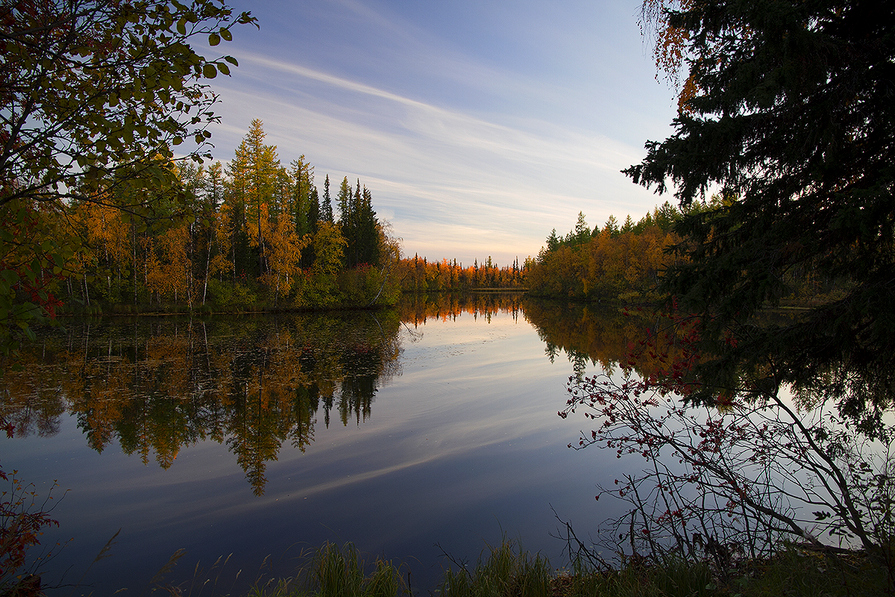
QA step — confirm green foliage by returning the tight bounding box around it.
[206,278,258,310]
[0,200,73,364]
[439,539,553,597]
[1,1,256,210]
[0,0,256,358]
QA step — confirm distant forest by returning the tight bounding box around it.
[46,117,703,313]
[28,117,827,314]
[527,206,682,303]
[525,198,838,305]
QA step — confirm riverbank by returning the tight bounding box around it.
[134,539,888,597]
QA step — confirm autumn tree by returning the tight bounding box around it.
[262,210,307,305]
[227,119,285,279]
[0,0,255,354]
[304,221,347,305]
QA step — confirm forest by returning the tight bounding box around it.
[395,254,527,293]
[527,206,680,302]
[525,198,841,305]
[10,114,696,322]
[15,126,828,323]
[45,119,403,313]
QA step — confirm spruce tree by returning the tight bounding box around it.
[322,175,334,223]
[627,0,895,434]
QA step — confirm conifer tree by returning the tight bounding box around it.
[290,156,315,237]
[322,175,334,223]
[627,0,895,433]
[337,177,352,228]
[226,119,283,278]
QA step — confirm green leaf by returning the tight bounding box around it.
[216,62,230,76]
[202,63,217,78]
[208,32,220,46]
[176,18,187,35]
[224,55,238,66]
[220,27,232,42]
[1,270,18,286]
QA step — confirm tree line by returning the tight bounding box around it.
[57,119,401,312]
[526,204,682,302]
[395,255,528,293]
[527,198,842,305]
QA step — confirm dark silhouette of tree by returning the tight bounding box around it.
[626,0,895,434]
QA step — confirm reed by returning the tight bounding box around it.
[131,538,895,596]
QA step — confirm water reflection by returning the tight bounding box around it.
[0,294,644,592]
[2,312,403,495]
[396,291,525,324]
[522,300,669,381]
[1,295,533,496]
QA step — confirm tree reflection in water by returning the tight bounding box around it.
[2,312,401,495]
[0,294,531,496]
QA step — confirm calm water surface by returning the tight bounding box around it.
[1,297,637,594]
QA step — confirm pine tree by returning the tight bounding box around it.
[337,176,352,229]
[627,0,895,434]
[357,186,379,266]
[341,179,380,268]
[290,156,315,237]
[322,175,334,223]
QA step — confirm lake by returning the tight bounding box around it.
[1,295,642,594]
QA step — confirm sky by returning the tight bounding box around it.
[202,0,680,266]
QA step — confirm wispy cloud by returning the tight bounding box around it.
[207,1,675,263]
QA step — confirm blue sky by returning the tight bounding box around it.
[205,0,679,265]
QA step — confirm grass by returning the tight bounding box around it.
[158,540,888,597]
[229,543,405,597]
[437,539,553,597]
[83,539,891,596]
